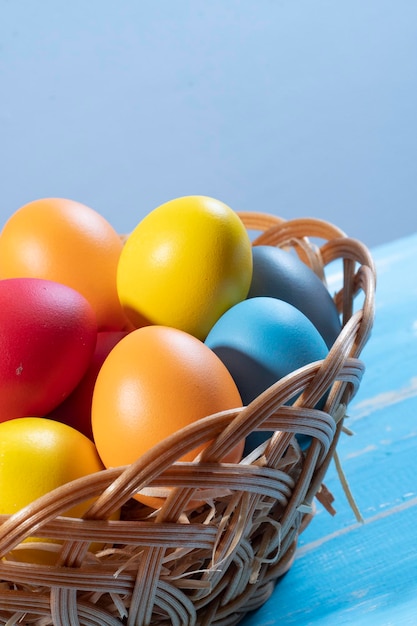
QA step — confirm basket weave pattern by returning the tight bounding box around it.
[0,213,376,626]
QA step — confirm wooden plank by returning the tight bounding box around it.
[243,503,417,625]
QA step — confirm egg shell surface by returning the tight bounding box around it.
[205,296,329,406]
[92,324,244,469]
[0,416,118,564]
[47,330,129,439]
[0,197,129,331]
[248,245,341,348]
[0,277,97,421]
[117,195,253,340]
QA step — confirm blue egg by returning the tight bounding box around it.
[248,246,341,349]
[206,296,328,405]
[205,296,329,455]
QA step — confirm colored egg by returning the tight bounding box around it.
[248,246,341,348]
[47,330,129,440]
[0,198,129,331]
[205,296,329,454]
[0,416,117,565]
[0,277,97,421]
[117,196,253,340]
[92,325,244,508]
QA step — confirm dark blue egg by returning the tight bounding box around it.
[248,246,341,349]
[205,297,329,454]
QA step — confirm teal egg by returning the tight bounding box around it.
[205,296,329,454]
[248,246,341,349]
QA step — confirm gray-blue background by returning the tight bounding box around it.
[1,1,416,248]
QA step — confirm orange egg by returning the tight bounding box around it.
[91,325,244,508]
[0,198,129,331]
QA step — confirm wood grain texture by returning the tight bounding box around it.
[240,232,417,625]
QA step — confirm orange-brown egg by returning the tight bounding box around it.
[91,325,244,508]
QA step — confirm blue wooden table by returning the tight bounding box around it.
[241,233,417,625]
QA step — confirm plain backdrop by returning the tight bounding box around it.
[1,1,416,249]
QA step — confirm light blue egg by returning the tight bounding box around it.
[248,246,341,349]
[205,296,329,454]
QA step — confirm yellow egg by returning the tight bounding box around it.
[0,417,113,564]
[117,195,253,340]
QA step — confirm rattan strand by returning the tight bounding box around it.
[0,214,376,626]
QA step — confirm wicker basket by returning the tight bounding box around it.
[0,212,376,626]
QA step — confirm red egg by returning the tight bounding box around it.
[48,330,128,439]
[0,277,97,421]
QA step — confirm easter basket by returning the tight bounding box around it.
[0,212,375,626]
